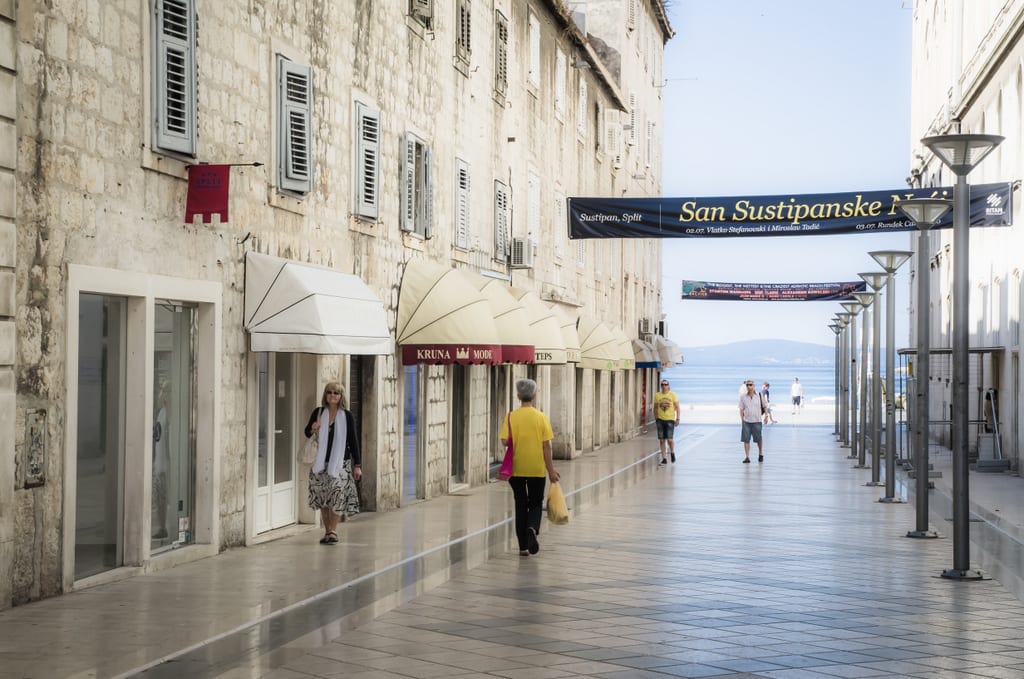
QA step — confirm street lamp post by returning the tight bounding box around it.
[841,301,862,462]
[922,133,1002,579]
[869,252,914,503]
[857,280,885,485]
[830,322,842,436]
[836,312,853,445]
[897,198,952,539]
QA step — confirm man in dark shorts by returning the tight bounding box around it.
[739,380,765,463]
[653,379,681,464]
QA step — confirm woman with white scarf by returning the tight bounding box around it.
[304,382,361,544]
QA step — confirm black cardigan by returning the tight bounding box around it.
[304,407,361,466]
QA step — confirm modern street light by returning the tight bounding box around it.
[841,301,863,462]
[829,322,842,436]
[857,278,886,485]
[836,312,852,445]
[897,198,952,539]
[869,251,914,503]
[852,292,876,472]
[922,133,1002,579]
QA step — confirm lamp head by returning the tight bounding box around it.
[921,133,1003,176]
[858,271,888,292]
[869,250,914,273]
[840,301,861,316]
[897,198,952,230]
[852,291,876,308]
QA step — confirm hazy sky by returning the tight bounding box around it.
[659,1,914,349]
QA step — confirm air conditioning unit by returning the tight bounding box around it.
[638,318,653,335]
[510,237,534,269]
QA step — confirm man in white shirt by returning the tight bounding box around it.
[739,380,765,463]
[790,377,804,414]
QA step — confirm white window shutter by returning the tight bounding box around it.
[577,78,588,137]
[628,91,638,146]
[355,103,380,219]
[577,238,586,266]
[423,147,434,239]
[494,181,509,259]
[604,109,622,160]
[401,134,416,232]
[494,11,508,95]
[277,57,312,194]
[554,50,566,117]
[455,159,470,249]
[527,171,540,236]
[154,0,196,155]
[554,192,566,260]
[528,15,540,88]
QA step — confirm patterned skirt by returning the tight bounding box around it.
[308,459,361,515]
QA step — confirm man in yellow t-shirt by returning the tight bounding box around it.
[652,379,681,464]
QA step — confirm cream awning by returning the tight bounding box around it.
[397,259,501,365]
[474,278,535,363]
[652,334,684,368]
[549,305,581,363]
[509,288,567,364]
[610,326,635,370]
[243,252,393,355]
[578,315,621,370]
[632,339,660,368]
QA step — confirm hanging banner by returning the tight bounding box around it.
[681,280,866,302]
[567,182,1013,239]
[185,164,231,223]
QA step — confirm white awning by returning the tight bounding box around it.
[549,304,581,363]
[243,252,393,355]
[474,278,535,363]
[610,326,635,370]
[510,288,567,364]
[578,315,621,370]
[652,334,684,368]
[633,339,660,368]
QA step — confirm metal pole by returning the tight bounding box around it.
[833,330,841,436]
[909,228,937,538]
[840,323,849,445]
[857,304,870,469]
[879,276,901,501]
[868,297,883,483]
[944,174,980,578]
[848,313,858,456]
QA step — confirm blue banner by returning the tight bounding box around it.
[681,280,867,302]
[567,182,1013,239]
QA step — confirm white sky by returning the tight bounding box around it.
[659,0,914,349]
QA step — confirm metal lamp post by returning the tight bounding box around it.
[851,292,876,473]
[830,322,842,436]
[836,312,852,445]
[857,279,885,484]
[869,251,914,502]
[841,301,862,462]
[897,198,952,539]
[922,133,1002,579]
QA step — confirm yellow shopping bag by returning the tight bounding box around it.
[546,481,570,525]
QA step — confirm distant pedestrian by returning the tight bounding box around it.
[740,380,765,463]
[500,379,560,556]
[760,382,777,424]
[790,377,804,414]
[653,379,681,464]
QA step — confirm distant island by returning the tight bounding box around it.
[682,339,834,366]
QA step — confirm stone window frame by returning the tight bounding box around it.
[276,56,313,196]
[401,132,434,239]
[354,101,381,220]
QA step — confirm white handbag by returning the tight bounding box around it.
[300,431,318,464]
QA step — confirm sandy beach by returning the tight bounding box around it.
[677,402,835,426]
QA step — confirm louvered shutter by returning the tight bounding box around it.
[154,0,196,155]
[604,109,622,160]
[577,78,588,137]
[355,103,380,219]
[454,160,471,248]
[628,92,638,146]
[494,181,509,259]
[277,57,312,194]
[423,147,434,239]
[494,11,508,95]
[401,134,416,232]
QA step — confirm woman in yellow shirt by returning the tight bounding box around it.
[500,379,560,556]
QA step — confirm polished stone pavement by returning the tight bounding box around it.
[3,422,1024,679]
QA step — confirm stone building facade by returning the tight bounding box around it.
[908,1,1024,467]
[4,0,672,609]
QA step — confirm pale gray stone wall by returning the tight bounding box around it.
[0,0,15,612]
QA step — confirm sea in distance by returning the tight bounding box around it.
[660,362,836,407]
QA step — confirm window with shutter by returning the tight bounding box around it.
[527,171,540,237]
[494,11,508,97]
[554,191,566,260]
[576,78,588,139]
[410,0,433,29]
[401,133,433,238]
[628,91,638,146]
[355,103,380,219]
[577,239,586,267]
[153,0,197,155]
[604,109,622,164]
[456,0,471,67]
[554,50,566,118]
[277,57,312,195]
[646,120,655,169]
[494,180,509,261]
[454,159,471,249]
